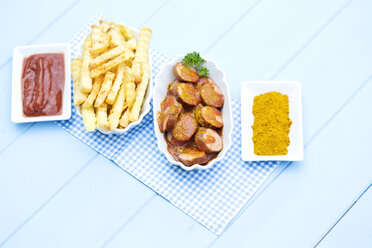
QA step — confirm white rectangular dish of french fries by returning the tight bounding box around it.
[71,20,153,134]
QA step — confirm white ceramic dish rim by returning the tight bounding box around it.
[75,27,153,135]
[240,81,304,161]
[11,43,72,123]
[153,55,233,170]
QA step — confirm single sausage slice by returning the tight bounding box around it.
[167,132,187,147]
[200,83,224,108]
[195,128,223,153]
[167,80,182,96]
[157,112,178,132]
[173,62,199,83]
[174,83,199,106]
[161,95,183,114]
[172,114,198,141]
[177,148,208,166]
[196,77,214,91]
[193,104,204,117]
[196,106,224,129]
[158,96,184,133]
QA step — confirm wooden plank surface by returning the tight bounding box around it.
[1,156,154,248]
[0,124,98,243]
[0,0,371,247]
[317,184,372,248]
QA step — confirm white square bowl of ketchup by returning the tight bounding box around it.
[11,44,71,123]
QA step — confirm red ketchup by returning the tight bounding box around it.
[21,53,65,117]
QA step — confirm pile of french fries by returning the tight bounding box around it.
[71,20,152,131]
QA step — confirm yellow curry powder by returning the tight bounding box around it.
[251,91,292,155]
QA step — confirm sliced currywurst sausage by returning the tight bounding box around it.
[200,83,224,108]
[177,148,208,166]
[173,83,199,106]
[161,95,183,114]
[167,132,187,147]
[195,128,223,153]
[157,96,184,132]
[196,77,214,91]
[196,106,224,129]
[173,62,199,83]
[167,80,181,95]
[157,112,178,132]
[172,114,198,142]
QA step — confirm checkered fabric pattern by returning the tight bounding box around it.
[56,16,279,235]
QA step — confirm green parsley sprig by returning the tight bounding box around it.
[182,52,210,77]
[198,67,210,77]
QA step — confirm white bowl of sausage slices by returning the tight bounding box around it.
[153,54,233,170]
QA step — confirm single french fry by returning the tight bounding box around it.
[123,67,136,109]
[80,35,93,93]
[99,20,111,32]
[81,105,96,131]
[83,75,103,108]
[90,51,134,78]
[89,44,125,69]
[94,71,115,108]
[129,64,151,122]
[119,109,130,128]
[126,40,136,51]
[119,24,136,50]
[71,58,88,106]
[71,58,82,80]
[108,81,127,130]
[107,23,125,47]
[132,27,152,83]
[91,25,110,55]
[96,103,109,131]
[119,24,135,40]
[126,39,137,51]
[106,63,125,105]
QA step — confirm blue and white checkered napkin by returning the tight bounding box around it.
[57,16,279,235]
